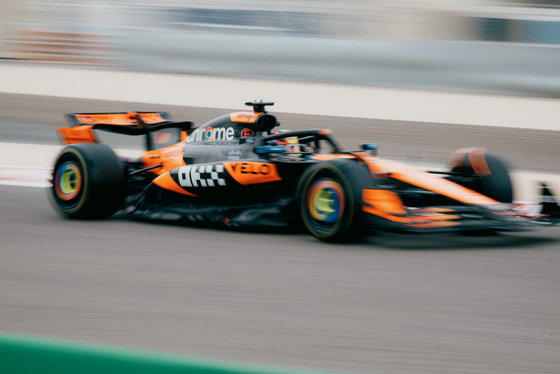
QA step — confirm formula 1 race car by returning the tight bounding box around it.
[50,101,560,242]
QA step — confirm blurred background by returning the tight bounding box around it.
[1,0,559,97]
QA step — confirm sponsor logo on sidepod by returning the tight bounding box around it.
[227,150,242,160]
[230,162,272,175]
[178,165,226,187]
[186,127,235,142]
[240,128,254,138]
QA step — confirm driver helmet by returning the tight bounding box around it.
[269,131,301,156]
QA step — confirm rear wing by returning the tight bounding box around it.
[57,112,192,150]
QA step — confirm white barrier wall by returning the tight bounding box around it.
[115,30,560,98]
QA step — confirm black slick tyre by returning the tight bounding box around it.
[297,159,371,242]
[477,153,513,203]
[50,143,126,219]
[451,152,513,203]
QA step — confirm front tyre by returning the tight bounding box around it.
[297,160,370,242]
[50,143,126,219]
[476,153,513,203]
[450,150,513,203]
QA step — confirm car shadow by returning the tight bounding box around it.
[118,213,559,251]
[361,231,559,251]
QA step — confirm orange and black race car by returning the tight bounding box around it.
[50,101,559,242]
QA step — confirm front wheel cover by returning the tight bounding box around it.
[298,162,365,242]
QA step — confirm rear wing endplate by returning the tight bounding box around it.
[58,112,193,150]
[67,112,171,127]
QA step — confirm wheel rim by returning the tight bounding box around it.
[307,179,344,225]
[54,162,82,201]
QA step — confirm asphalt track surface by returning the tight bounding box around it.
[1,94,560,374]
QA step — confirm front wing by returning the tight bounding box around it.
[361,187,560,234]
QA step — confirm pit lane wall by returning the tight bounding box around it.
[0,333,351,374]
[114,30,560,99]
[3,2,560,98]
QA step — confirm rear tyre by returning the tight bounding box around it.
[50,143,126,219]
[297,160,370,242]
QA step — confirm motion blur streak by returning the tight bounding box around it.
[7,0,560,41]
[1,1,559,96]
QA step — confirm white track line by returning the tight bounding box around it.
[0,165,52,188]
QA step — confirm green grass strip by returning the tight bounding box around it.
[0,332,353,374]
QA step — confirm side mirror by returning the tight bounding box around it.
[254,146,286,155]
[361,143,379,155]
